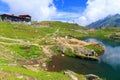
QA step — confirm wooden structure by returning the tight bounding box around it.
[89,28,95,31]
[0,14,31,22]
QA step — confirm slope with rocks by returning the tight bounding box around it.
[0,21,104,80]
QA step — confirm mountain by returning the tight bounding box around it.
[87,14,120,29]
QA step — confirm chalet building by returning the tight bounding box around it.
[0,14,31,22]
[89,28,95,31]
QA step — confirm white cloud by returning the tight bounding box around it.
[52,12,80,23]
[1,0,56,21]
[76,0,120,26]
[3,0,120,26]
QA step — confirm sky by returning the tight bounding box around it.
[0,0,120,26]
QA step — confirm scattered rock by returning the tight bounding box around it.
[85,74,100,80]
[64,70,78,80]
[85,43,105,56]
[62,54,65,57]
[51,38,104,61]
[16,75,24,79]
[22,65,39,72]
[42,63,46,67]
[33,64,39,67]
[109,32,120,40]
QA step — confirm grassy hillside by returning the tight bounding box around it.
[0,21,88,80]
[0,21,118,80]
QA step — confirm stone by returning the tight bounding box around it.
[64,70,78,80]
[85,74,100,80]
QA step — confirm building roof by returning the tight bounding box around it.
[19,14,31,18]
[0,14,31,18]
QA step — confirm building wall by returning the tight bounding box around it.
[0,14,31,25]
[0,16,2,21]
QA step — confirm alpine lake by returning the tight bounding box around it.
[47,38,120,80]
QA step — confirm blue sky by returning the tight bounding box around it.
[0,0,88,25]
[52,0,88,23]
[0,0,87,13]
[0,0,120,26]
[0,1,9,12]
[53,0,87,12]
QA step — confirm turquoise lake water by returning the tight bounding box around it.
[47,38,120,80]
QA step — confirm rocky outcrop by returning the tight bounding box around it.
[85,74,100,80]
[64,70,78,80]
[64,70,101,80]
[109,32,120,41]
[84,43,105,56]
[51,38,104,61]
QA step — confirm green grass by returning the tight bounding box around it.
[45,58,52,63]
[85,44,104,56]
[51,45,76,57]
[0,73,27,80]
[0,58,9,65]
[84,28,120,40]
[0,21,120,42]
[0,21,116,80]
[0,38,16,43]
[0,66,72,80]
[0,21,59,41]
[0,21,88,43]
[64,48,76,57]
[8,45,44,59]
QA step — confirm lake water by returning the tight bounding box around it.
[47,38,120,80]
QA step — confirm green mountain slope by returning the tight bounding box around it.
[0,21,118,80]
[0,21,89,80]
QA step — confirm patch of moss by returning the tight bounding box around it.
[85,44,104,56]
[8,45,43,59]
[0,66,73,80]
[51,45,76,57]
[64,48,76,57]
[45,58,52,63]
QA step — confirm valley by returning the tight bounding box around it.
[0,21,119,80]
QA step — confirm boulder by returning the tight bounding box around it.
[85,43,105,56]
[64,70,78,80]
[85,74,100,80]
[51,38,105,61]
[109,32,120,40]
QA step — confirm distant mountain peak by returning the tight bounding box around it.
[114,13,120,16]
[87,14,120,29]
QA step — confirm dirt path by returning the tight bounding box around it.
[0,71,37,80]
[0,36,27,46]
[41,46,53,57]
[0,45,15,62]
[0,36,24,43]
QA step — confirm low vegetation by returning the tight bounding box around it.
[0,21,89,80]
[51,45,76,57]
[85,43,104,56]
[0,21,119,80]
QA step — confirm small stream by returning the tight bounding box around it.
[47,38,120,80]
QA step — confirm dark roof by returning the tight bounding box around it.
[19,14,31,18]
[0,14,31,18]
